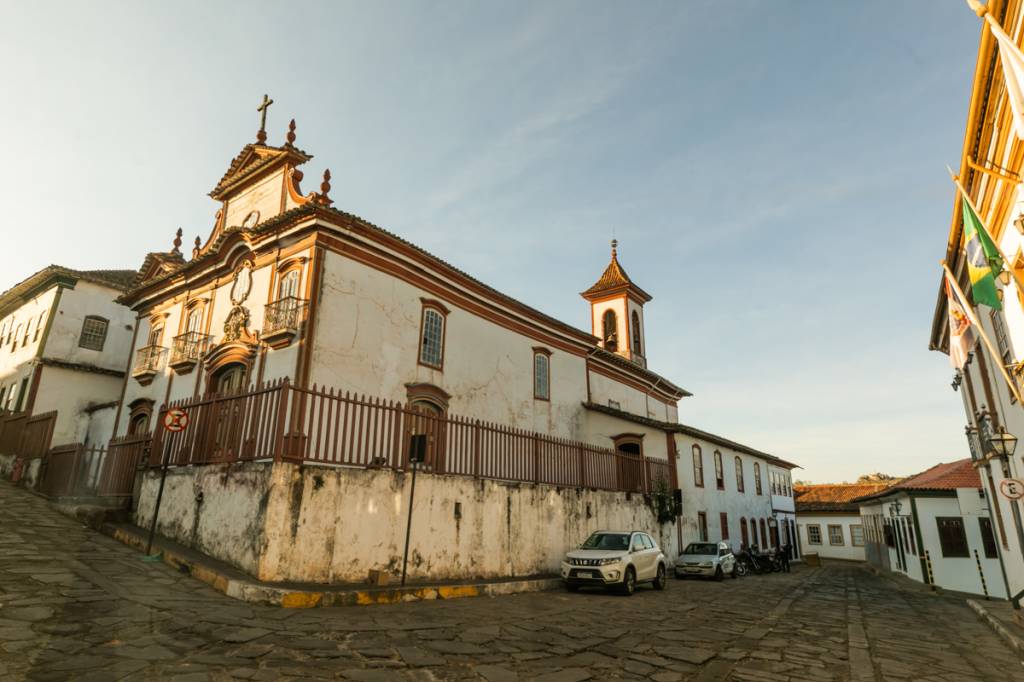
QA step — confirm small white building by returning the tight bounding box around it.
[0,266,136,449]
[794,483,892,562]
[858,459,1006,600]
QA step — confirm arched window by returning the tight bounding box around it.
[759,519,768,548]
[735,456,745,493]
[127,399,154,436]
[533,348,550,400]
[713,450,724,490]
[613,434,644,492]
[185,307,203,335]
[692,444,704,487]
[213,362,247,394]
[631,310,642,355]
[406,383,449,471]
[147,322,164,347]
[740,518,749,549]
[601,309,617,351]
[418,301,448,369]
[34,312,45,341]
[278,269,300,300]
[754,462,763,495]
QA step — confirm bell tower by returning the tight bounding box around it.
[581,240,652,367]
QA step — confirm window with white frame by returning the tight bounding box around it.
[533,350,550,400]
[419,306,446,369]
[851,524,864,547]
[828,525,844,546]
[807,524,822,545]
[79,316,109,351]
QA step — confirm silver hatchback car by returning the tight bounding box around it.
[674,541,738,581]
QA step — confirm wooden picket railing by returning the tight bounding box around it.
[146,379,671,494]
[38,434,148,499]
[0,410,56,459]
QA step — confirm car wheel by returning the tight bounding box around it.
[653,563,667,590]
[620,567,636,595]
[714,566,723,582]
[566,583,579,592]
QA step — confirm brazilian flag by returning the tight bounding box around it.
[962,197,1003,310]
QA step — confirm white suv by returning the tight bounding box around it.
[560,530,667,595]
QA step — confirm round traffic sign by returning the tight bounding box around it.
[999,478,1024,500]
[163,408,189,433]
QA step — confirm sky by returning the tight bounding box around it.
[0,1,984,482]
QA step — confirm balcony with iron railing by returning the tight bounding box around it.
[262,297,307,348]
[132,345,167,385]
[170,331,213,373]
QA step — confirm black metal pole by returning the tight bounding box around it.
[145,430,171,557]
[401,462,418,586]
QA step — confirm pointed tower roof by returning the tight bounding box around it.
[581,240,652,302]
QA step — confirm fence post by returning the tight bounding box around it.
[533,434,540,484]
[273,378,290,462]
[473,420,482,478]
[578,445,586,489]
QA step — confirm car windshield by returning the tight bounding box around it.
[580,533,630,550]
[683,543,717,555]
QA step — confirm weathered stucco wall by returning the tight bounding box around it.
[34,366,123,445]
[134,462,274,577]
[135,460,675,585]
[260,462,675,583]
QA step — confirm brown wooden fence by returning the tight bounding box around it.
[0,410,56,459]
[147,379,673,494]
[38,436,146,499]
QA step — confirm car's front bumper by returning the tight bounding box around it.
[560,561,624,585]
[674,563,715,577]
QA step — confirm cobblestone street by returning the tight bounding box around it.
[0,481,1021,681]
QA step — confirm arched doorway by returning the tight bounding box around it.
[213,363,247,394]
[740,517,749,550]
[613,435,644,492]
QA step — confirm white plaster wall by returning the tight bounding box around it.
[582,411,668,460]
[587,370,668,421]
[0,288,56,377]
[81,405,118,448]
[135,462,274,577]
[918,494,1006,599]
[223,168,291,228]
[309,251,590,439]
[43,281,134,372]
[33,366,123,445]
[258,462,676,583]
[796,513,866,561]
[674,433,774,554]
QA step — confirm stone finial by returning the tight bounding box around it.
[172,228,183,254]
[312,169,334,206]
[192,236,201,259]
[286,119,297,146]
[611,239,618,257]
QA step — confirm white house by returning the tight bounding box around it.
[0,265,136,457]
[671,423,798,557]
[794,483,893,562]
[858,459,1006,600]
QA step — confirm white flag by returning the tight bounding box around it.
[985,14,1024,139]
[947,279,977,370]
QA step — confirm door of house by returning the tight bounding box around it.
[211,363,247,460]
[616,441,643,492]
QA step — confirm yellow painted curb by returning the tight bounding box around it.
[281,591,324,608]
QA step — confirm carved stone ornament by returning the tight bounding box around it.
[223,305,251,342]
[230,262,254,306]
[242,210,260,229]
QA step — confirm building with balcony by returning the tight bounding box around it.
[106,109,801,587]
[0,265,136,454]
[928,0,1024,608]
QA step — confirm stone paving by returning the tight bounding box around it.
[1,481,1023,681]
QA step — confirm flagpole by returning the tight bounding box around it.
[942,261,1024,404]
[946,166,1024,296]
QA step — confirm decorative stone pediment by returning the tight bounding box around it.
[223,305,255,344]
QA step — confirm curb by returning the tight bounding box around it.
[101,523,561,608]
[968,598,1024,659]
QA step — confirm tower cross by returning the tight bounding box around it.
[256,94,274,143]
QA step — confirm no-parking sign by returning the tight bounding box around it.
[999,478,1024,500]
[163,408,189,432]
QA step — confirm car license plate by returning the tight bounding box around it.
[685,568,701,573]
[577,571,594,578]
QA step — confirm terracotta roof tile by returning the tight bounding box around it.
[581,244,652,302]
[794,483,895,512]
[852,459,980,504]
